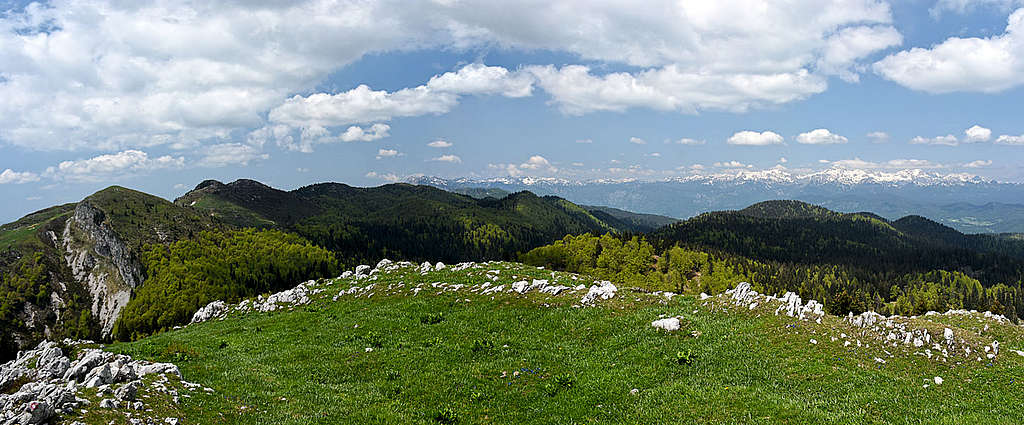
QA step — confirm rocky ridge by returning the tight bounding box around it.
[191,259,638,325]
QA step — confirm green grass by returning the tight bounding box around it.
[99,262,1024,424]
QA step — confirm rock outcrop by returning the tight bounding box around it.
[1,340,195,425]
[61,202,142,337]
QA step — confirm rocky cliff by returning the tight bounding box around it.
[60,201,142,337]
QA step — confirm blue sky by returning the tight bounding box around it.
[2,0,1024,222]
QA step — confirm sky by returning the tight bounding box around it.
[2,0,1024,222]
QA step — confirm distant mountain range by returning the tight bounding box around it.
[410,168,1024,234]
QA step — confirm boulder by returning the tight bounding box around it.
[651,317,681,332]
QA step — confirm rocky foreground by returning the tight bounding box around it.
[0,340,206,425]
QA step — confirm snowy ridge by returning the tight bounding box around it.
[411,168,997,188]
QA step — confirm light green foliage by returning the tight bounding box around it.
[113,229,340,341]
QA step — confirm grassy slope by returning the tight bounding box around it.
[103,263,1024,425]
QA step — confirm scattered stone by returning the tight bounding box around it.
[651,317,681,332]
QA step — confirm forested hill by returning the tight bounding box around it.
[652,200,1024,287]
[176,179,629,264]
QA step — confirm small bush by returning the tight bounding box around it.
[553,374,575,389]
[470,339,494,353]
[421,312,445,325]
[674,348,695,366]
[434,405,459,424]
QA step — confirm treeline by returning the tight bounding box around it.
[114,229,340,341]
[652,212,1024,287]
[290,193,613,266]
[521,234,1024,320]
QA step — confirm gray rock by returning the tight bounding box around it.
[114,381,142,401]
[190,300,228,324]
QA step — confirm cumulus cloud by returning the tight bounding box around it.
[428,140,454,148]
[818,25,903,82]
[867,131,890,143]
[376,148,400,159]
[490,155,557,176]
[727,131,785,146]
[366,171,401,182]
[910,135,959,146]
[964,159,994,168]
[874,9,1024,93]
[672,138,706,145]
[0,1,902,153]
[796,128,849,145]
[575,139,593,144]
[197,144,269,168]
[629,137,647,145]
[45,150,185,182]
[826,157,944,169]
[714,160,753,168]
[778,157,788,163]
[964,125,993,143]
[995,134,1024,144]
[527,64,828,115]
[0,169,40,184]
[430,154,462,163]
[930,0,1024,16]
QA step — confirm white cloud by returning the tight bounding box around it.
[0,169,40,184]
[0,1,901,154]
[964,159,993,168]
[269,86,458,128]
[910,135,959,146]
[714,160,753,168]
[340,123,391,142]
[519,155,552,170]
[428,140,453,148]
[527,64,827,115]
[425,63,534,97]
[575,139,593,144]
[867,131,890,143]
[490,155,557,176]
[826,157,944,169]
[727,131,784,146]
[778,157,788,163]
[689,164,705,170]
[648,152,662,157]
[629,137,647,145]
[818,25,903,82]
[197,144,269,168]
[796,128,848,145]
[45,150,185,182]
[874,9,1024,93]
[430,154,462,163]
[930,0,1024,17]
[365,171,401,182]
[995,134,1024,144]
[964,125,993,143]
[673,138,706,145]
[376,148,400,159]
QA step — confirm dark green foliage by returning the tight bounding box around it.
[470,338,494,353]
[582,205,680,233]
[674,349,695,366]
[179,180,627,265]
[434,406,459,424]
[113,229,339,340]
[420,312,445,325]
